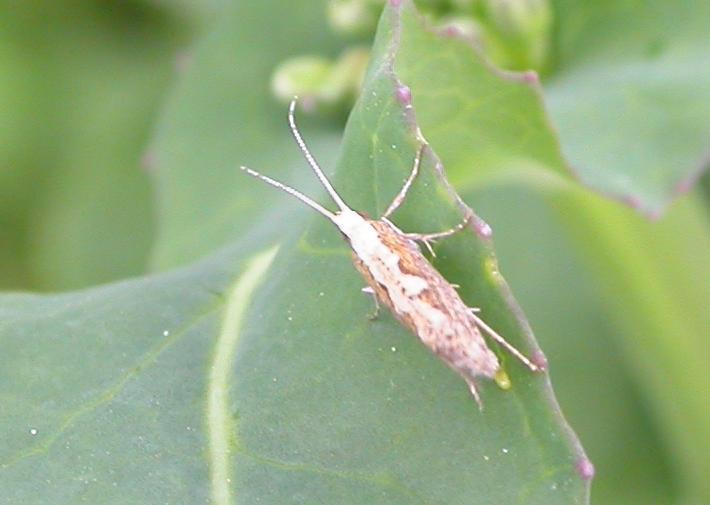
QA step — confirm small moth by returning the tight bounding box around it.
[240,99,542,408]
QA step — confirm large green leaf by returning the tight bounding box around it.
[0,246,276,503]
[1,1,590,503]
[545,0,710,216]
[0,1,192,291]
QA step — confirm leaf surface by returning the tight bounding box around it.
[545,0,710,215]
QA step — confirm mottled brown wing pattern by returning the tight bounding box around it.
[357,220,501,381]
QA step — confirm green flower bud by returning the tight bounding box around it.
[271,48,370,110]
[482,0,552,70]
[327,0,385,35]
[271,56,334,105]
[321,47,370,103]
[485,0,551,37]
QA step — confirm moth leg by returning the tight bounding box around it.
[468,310,541,372]
[466,378,484,411]
[402,215,471,257]
[404,215,470,242]
[361,286,380,320]
[420,239,436,257]
[381,144,425,219]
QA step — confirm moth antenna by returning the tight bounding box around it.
[240,166,336,222]
[288,98,350,212]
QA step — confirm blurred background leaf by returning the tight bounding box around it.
[547,0,710,216]
[148,0,344,269]
[0,0,201,291]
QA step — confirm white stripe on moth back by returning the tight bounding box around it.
[333,209,429,297]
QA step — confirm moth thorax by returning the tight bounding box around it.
[333,209,373,240]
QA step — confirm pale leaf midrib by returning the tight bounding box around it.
[207,246,279,505]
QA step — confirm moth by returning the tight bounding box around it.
[240,99,541,408]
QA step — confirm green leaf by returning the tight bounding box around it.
[0,246,277,503]
[0,1,191,291]
[545,0,710,216]
[547,190,710,505]
[2,1,590,503]
[394,0,710,217]
[390,2,574,194]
